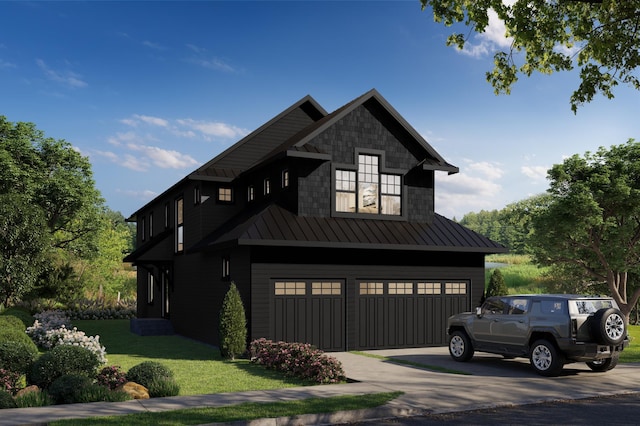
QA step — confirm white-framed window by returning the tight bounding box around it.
[336,154,401,216]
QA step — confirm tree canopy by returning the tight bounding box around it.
[529,139,640,318]
[421,0,640,112]
[0,116,120,305]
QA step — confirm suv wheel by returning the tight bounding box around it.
[591,308,626,345]
[449,330,474,362]
[586,353,619,372]
[529,339,564,376]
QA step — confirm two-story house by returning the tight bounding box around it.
[125,89,506,351]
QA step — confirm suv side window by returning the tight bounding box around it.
[507,298,530,314]
[539,300,566,315]
[482,298,506,315]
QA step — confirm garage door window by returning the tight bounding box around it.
[417,282,441,294]
[360,282,383,295]
[445,282,467,294]
[388,282,413,294]
[274,281,306,295]
[312,282,342,295]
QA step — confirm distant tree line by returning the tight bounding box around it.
[460,139,640,320]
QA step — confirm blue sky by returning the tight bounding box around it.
[1,1,638,220]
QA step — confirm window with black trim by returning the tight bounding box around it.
[336,154,401,216]
[149,212,153,238]
[264,178,271,195]
[221,256,230,279]
[194,186,201,205]
[164,202,169,229]
[282,170,289,188]
[147,273,154,304]
[218,187,232,203]
[247,185,255,202]
[175,197,184,253]
[141,216,146,241]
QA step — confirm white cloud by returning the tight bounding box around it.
[521,165,548,181]
[127,144,199,170]
[0,59,16,69]
[133,114,169,128]
[142,40,165,50]
[467,161,504,180]
[116,188,158,200]
[36,59,87,88]
[185,44,236,72]
[458,4,514,58]
[176,118,248,140]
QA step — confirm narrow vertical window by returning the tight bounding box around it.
[222,256,230,279]
[141,216,146,241]
[248,185,255,202]
[264,178,271,195]
[149,212,154,238]
[194,186,201,205]
[335,170,356,212]
[164,202,169,229]
[358,155,379,214]
[176,197,184,253]
[147,273,154,304]
[282,170,289,188]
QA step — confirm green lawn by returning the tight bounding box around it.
[74,320,308,395]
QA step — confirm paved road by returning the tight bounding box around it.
[350,392,640,425]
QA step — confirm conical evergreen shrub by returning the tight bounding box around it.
[486,269,508,297]
[219,282,247,360]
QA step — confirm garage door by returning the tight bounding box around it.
[272,280,345,351]
[357,280,469,349]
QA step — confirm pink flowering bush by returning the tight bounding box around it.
[96,365,127,390]
[249,338,345,384]
[0,368,22,394]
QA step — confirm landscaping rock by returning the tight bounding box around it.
[16,385,40,397]
[118,382,149,399]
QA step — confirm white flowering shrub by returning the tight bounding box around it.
[42,326,107,365]
[26,310,72,347]
[26,310,108,366]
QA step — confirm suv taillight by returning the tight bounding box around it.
[571,319,578,338]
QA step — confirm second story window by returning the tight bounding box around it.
[164,202,169,229]
[248,185,255,202]
[194,186,201,205]
[336,154,401,216]
[282,170,289,188]
[264,178,271,195]
[221,255,230,279]
[149,212,154,238]
[141,216,146,241]
[218,187,232,203]
[176,196,184,253]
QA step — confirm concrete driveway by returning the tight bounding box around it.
[331,347,640,415]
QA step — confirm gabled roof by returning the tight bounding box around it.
[248,89,459,175]
[189,95,328,182]
[190,204,506,254]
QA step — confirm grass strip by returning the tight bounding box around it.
[50,392,403,426]
[350,351,471,375]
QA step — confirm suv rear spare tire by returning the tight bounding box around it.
[591,308,626,345]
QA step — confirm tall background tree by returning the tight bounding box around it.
[529,139,640,320]
[0,116,134,306]
[420,0,640,112]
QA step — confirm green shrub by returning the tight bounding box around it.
[48,374,95,404]
[0,326,33,348]
[1,308,34,328]
[146,377,180,398]
[0,389,17,409]
[28,345,100,389]
[0,368,21,394]
[74,386,131,403]
[219,282,247,360]
[14,389,53,408]
[486,269,508,298]
[0,341,39,375]
[126,361,173,388]
[0,315,26,332]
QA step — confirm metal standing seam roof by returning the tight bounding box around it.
[189,204,507,253]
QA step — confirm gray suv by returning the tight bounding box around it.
[447,294,629,376]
